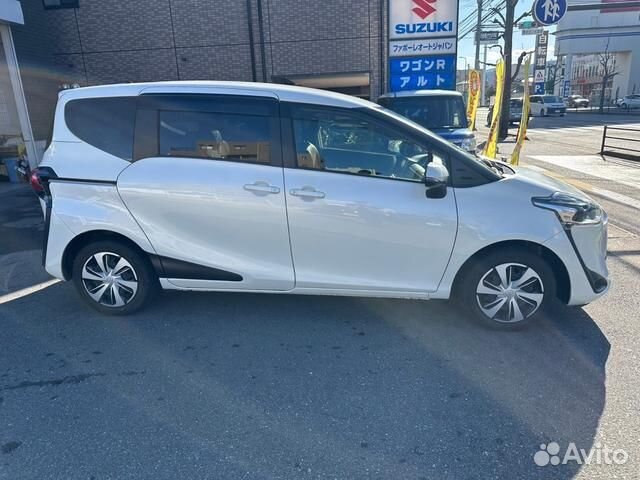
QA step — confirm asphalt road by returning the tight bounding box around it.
[1,115,640,479]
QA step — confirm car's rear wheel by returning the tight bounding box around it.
[72,241,157,315]
[540,108,546,117]
[456,249,556,330]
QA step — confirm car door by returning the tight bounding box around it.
[281,104,458,294]
[117,91,295,291]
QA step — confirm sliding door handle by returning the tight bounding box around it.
[243,182,281,194]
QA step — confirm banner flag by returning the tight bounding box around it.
[467,69,481,130]
[482,59,504,158]
[511,56,532,166]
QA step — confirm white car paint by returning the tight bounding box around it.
[117,157,295,291]
[283,167,458,293]
[530,95,567,117]
[37,81,609,317]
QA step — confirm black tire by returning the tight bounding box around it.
[72,240,158,315]
[540,109,546,117]
[455,248,556,330]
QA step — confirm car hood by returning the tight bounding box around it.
[508,165,594,202]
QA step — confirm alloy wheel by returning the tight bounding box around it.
[475,263,544,323]
[81,252,139,307]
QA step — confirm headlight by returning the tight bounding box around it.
[460,137,476,152]
[532,192,603,226]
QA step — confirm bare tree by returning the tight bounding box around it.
[598,38,619,113]
[545,60,563,94]
[491,2,532,139]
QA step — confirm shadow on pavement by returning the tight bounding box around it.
[1,283,609,479]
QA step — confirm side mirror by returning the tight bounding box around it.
[424,162,449,199]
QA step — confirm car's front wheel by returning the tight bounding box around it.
[457,249,556,330]
[72,241,158,315]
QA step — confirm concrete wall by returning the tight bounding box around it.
[556,4,640,97]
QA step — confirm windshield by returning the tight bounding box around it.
[382,95,468,130]
[543,95,562,103]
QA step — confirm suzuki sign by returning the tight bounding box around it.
[390,0,459,39]
[388,0,460,92]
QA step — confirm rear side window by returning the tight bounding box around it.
[65,97,136,161]
[158,110,272,165]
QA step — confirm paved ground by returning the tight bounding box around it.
[1,113,640,479]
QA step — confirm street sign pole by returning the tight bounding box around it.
[474,0,482,70]
[533,30,548,94]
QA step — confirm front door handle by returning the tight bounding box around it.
[290,187,326,199]
[243,182,281,194]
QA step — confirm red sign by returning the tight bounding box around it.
[412,0,437,19]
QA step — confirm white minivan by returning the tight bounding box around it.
[530,95,567,117]
[33,82,609,329]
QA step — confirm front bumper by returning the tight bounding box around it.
[543,219,609,305]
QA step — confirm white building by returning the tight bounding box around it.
[555,0,640,102]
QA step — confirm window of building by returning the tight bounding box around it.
[43,0,79,9]
[290,106,443,182]
[158,110,271,164]
[65,97,136,160]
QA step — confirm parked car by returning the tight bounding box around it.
[616,94,640,109]
[486,98,527,126]
[32,81,609,329]
[566,95,590,108]
[530,95,567,117]
[377,90,476,153]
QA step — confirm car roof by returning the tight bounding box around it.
[378,89,463,99]
[57,81,378,109]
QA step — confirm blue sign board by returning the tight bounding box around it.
[532,0,567,26]
[534,82,545,94]
[389,54,456,92]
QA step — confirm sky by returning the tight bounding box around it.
[455,0,557,69]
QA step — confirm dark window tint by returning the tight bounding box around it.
[383,96,468,130]
[43,0,79,9]
[65,97,136,160]
[159,110,271,164]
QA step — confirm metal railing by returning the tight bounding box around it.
[600,125,640,160]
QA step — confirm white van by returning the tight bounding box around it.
[32,81,608,329]
[530,95,567,117]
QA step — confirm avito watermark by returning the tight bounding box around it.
[534,442,628,467]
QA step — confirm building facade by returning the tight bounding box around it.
[0,0,397,169]
[555,0,640,102]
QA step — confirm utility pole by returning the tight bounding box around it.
[475,0,483,106]
[498,0,515,140]
[481,44,487,106]
[475,0,482,70]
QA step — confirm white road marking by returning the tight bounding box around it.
[0,278,61,305]
[523,159,640,210]
[588,186,640,211]
[529,155,640,191]
[522,165,547,172]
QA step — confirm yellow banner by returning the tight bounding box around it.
[511,56,531,166]
[482,59,505,159]
[466,69,481,131]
